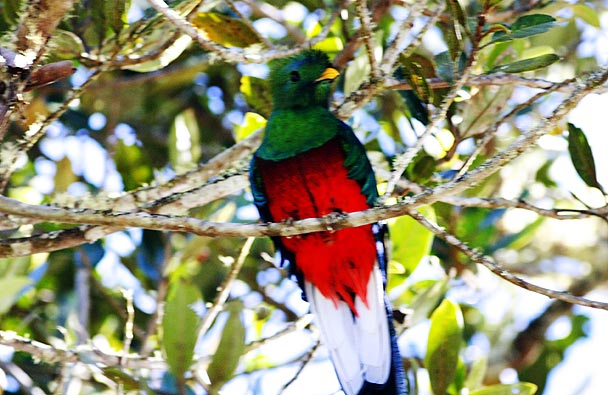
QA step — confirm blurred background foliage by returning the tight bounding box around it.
[0,0,607,394]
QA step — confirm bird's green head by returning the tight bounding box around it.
[268,50,339,110]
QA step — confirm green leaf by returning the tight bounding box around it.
[102,367,140,390]
[124,35,192,73]
[105,0,130,34]
[240,76,272,118]
[344,49,370,96]
[207,301,245,391]
[1,0,23,30]
[571,4,600,28]
[113,139,153,191]
[464,356,488,391]
[0,276,32,314]
[48,30,86,60]
[488,54,559,74]
[389,206,435,275]
[568,123,604,191]
[162,278,202,383]
[234,112,266,142]
[489,14,556,44]
[312,37,344,53]
[397,279,448,327]
[399,54,435,104]
[192,13,262,48]
[54,156,77,193]
[470,383,537,395]
[344,30,383,95]
[426,299,464,395]
[445,0,467,60]
[169,108,201,172]
[434,51,455,84]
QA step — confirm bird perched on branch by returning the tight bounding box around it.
[250,50,406,395]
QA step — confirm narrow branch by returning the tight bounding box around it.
[381,2,442,75]
[0,64,606,241]
[225,0,273,48]
[381,45,477,204]
[120,289,136,368]
[197,237,254,338]
[0,330,167,370]
[456,77,575,177]
[1,70,606,255]
[408,210,608,310]
[387,74,600,94]
[245,314,313,354]
[146,0,339,64]
[356,0,380,80]
[0,131,261,258]
[279,339,320,393]
[241,0,306,43]
[0,0,78,140]
[0,66,105,191]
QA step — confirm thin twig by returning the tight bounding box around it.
[146,0,340,64]
[245,314,314,353]
[2,68,605,241]
[381,2,442,75]
[279,339,320,394]
[120,289,135,367]
[407,210,608,310]
[225,0,273,48]
[456,77,575,177]
[197,237,255,338]
[356,0,380,80]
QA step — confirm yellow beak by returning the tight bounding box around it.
[315,67,340,82]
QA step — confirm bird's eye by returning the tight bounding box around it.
[290,70,301,82]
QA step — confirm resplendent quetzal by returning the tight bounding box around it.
[250,50,406,395]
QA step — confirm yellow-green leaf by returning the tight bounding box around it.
[470,383,537,395]
[0,276,32,314]
[571,4,600,28]
[240,76,272,118]
[169,108,201,172]
[207,301,245,391]
[192,13,261,48]
[234,112,266,142]
[162,278,202,382]
[389,206,435,276]
[426,299,464,395]
[312,37,344,53]
[54,156,77,193]
[48,30,86,60]
[124,35,192,73]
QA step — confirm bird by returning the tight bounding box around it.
[249,49,406,395]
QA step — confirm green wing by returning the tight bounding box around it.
[336,120,379,207]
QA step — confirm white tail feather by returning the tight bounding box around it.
[305,262,391,395]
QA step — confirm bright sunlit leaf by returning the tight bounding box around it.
[192,13,262,48]
[0,276,32,314]
[207,300,245,391]
[470,382,537,395]
[234,112,267,142]
[426,299,464,395]
[389,206,435,276]
[162,278,202,383]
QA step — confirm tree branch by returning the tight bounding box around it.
[407,210,608,310]
[146,0,340,64]
[0,65,605,243]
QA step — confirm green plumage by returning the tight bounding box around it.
[252,49,377,206]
